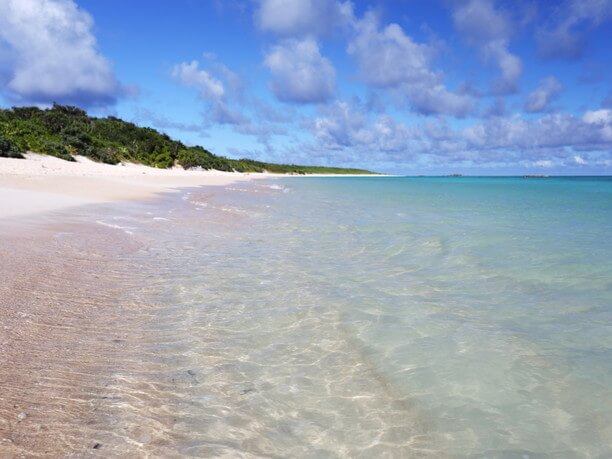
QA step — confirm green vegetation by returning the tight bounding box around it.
[0,133,24,158]
[0,104,376,174]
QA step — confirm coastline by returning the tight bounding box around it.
[0,177,261,455]
[0,153,267,219]
[0,153,384,219]
[0,176,431,456]
[0,155,267,454]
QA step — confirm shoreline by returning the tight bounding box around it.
[1,155,431,456]
[0,153,384,220]
[1,183,432,456]
[0,184,252,455]
[0,153,267,219]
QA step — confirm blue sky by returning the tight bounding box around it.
[1,0,611,174]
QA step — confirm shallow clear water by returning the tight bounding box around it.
[6,177,610,457]
[98,176,611,457]
[255,176,612,458]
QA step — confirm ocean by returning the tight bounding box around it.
[4,176,611,457]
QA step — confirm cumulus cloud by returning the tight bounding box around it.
[312,100,414,152]
[171,58,251,127]
[171,56,293,149]
[574,155,587,165]
[172,61,225,102]
[347,13,474,117]
[307,100,612,166]
[348,15,434,88]
[459,112,612,155]
[264,38,336,103]
[408,85,476,118]
[537,0,612,60]
[583,109,612,141]
[453,0,522,94]
[255,0,353,37]
[0,0,121,106]
[524,76,562,113]
[582,109,612,125]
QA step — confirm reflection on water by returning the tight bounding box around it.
[1,177,611,458]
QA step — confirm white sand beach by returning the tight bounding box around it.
[0,153,262,219]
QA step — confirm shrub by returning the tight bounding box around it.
[90,147,121,165]
[154,151,174,168]
[177,148,201,169]
[41,141,75,161]
[0,135,24,158]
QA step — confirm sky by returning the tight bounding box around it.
[0,0,611,174]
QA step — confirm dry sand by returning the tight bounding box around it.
[0,153,265,219]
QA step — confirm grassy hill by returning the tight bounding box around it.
[0,104,376,175]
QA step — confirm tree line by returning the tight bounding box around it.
[0,104,374,175]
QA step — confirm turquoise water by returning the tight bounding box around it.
[56,176,612,456]
[257,176,612,457]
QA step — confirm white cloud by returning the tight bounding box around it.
[0,0,120,106]
[255,0,353,37]
[453,0,522,94]
[347,15,434,88]
[313,101,368,148]
[172,58,251,127]
[582,109,612,142]
[307,102,612,166]
[264,38,335,103]
[347,13,474,117]
[583,109,612,125]
[524,76,562,112]
[486,42,522,94]
[574,155,587,165]
[172,61,225,102]
[312,101,415,153]
[170,56,292,146]
[407,84,475,118]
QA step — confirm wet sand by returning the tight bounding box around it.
[0,217,139,455]
[0,154,262,455]
[0,211,217,456]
